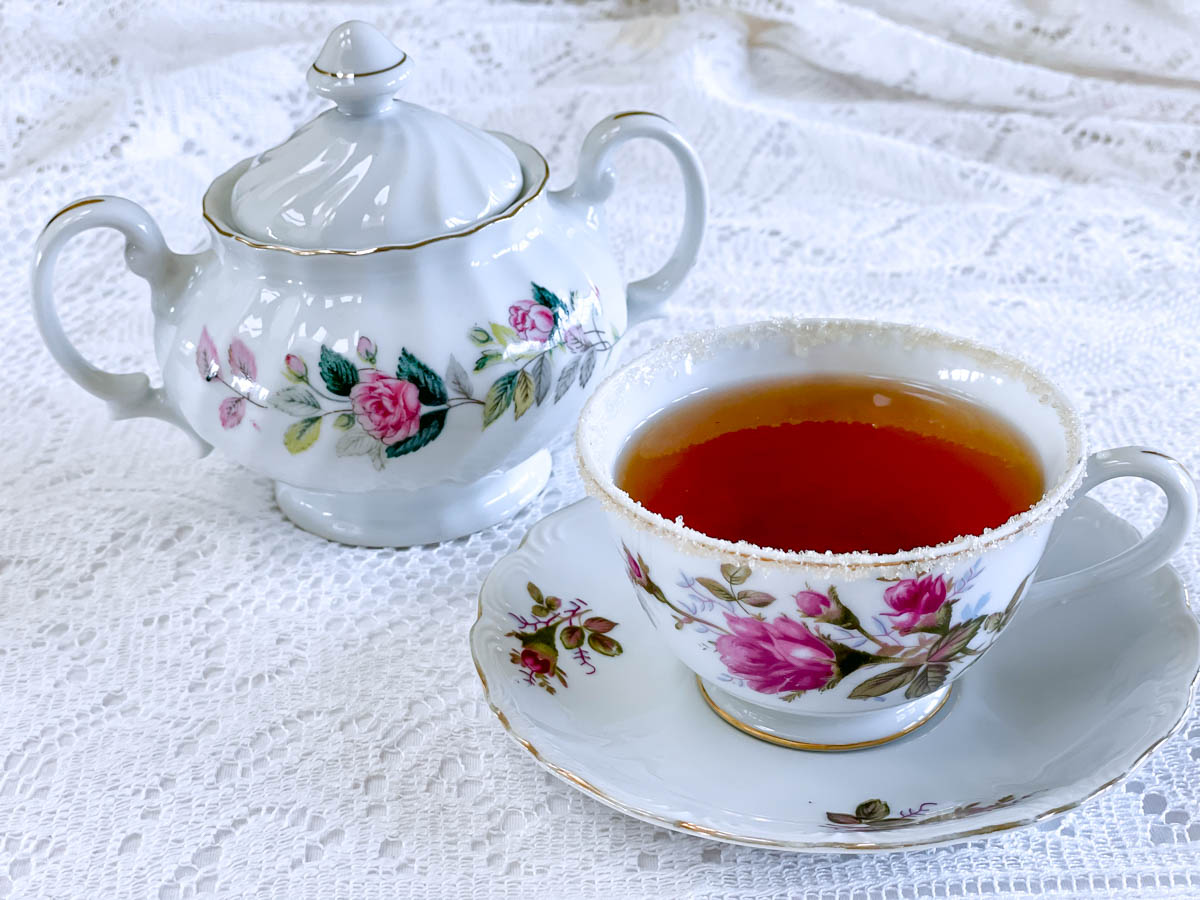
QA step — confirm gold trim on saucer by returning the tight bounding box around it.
[311,52,407,79]
[696,678,951,752]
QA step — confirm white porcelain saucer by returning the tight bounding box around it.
[470,497,1198,852]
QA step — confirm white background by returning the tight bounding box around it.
[3,1,1200,897]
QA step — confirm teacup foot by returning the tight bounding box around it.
[274,449,552,547]
[697,678,950,751]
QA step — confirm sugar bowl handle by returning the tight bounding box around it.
[555,112,708,325]
[31,196,210,454]
[1034,447,1196,599]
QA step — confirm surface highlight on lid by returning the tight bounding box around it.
[226,21,524,251]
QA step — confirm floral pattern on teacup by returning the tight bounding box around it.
[506,581,623,693]
[195,282,618,468]
[622,547,1033,702]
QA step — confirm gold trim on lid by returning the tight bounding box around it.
[201,141,549,256]
[697,678,950,752]
[310,52,407,80]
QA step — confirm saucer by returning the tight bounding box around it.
[470,497,1199,851]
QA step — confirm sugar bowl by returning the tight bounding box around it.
[32,21,707,545]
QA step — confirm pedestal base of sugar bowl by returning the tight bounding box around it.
[274,449,552,547]
[697,678,952,752]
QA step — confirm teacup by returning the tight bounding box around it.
[576,319,1197,750]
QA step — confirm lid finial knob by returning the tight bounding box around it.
[307,20,410,116]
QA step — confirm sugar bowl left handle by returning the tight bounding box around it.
[31,196,211,454]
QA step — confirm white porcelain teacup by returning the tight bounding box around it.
[576,319,1197,750]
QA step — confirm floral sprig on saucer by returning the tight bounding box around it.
[622,545,1033,703]
[825,793,1035,831]
[507,581,623,693]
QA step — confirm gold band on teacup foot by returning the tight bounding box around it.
[696,678,951,752]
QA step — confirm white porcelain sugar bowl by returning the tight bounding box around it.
[32,21,707,546]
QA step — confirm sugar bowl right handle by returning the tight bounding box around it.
[1034,447,1196,599]
[555,112,708,326]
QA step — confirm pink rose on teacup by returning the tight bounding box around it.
[882,575,949,635]
[349,372,421,444]
[508,299,555,342]
[715,614,837,694]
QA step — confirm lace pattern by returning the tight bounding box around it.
[2,1,1199,896]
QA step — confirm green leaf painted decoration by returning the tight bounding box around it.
[543,595,562,611]
[483,371,518,427]
[491,323,519,347]
[396,348,448,406]
[906,662,950,699]
[333,413,355,430]
[696,577,736,603]
[270,384,322,415]
[513,370,535,420]
[469,326,492,345]
[587,633,622,657]
[445,355,473,399]
[284,416,322,454]
[527,582,543,604]
[583,616,616,634]
[532,282,568,320]
[530,354,551,406]
[555,356,581,401]
[578,347,597,388]
[927,619,983,663]
[825,812,862,826]
[848,665,919,699]
[474,350,503,371]
[560,626,584,649]
[385,409,447,458]
[335,431,376,457]
[721,564,752,585]
[318,345,359,396]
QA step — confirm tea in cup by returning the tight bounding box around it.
[576,319,1196,749]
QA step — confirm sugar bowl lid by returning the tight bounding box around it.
[228,21,525,250]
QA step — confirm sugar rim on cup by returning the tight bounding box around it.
[575,318,1087,576]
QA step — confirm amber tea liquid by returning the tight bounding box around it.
[614,376,1045,555]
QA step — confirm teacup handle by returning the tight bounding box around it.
[1034,447,1196,599]
[554,111,708,325]
[32,196,210,454]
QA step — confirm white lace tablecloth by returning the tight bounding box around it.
[3,1,1200,896]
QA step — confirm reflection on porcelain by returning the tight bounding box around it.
[31,20,707,546]
[575,319,1197,747]
[469,496,1200,851]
